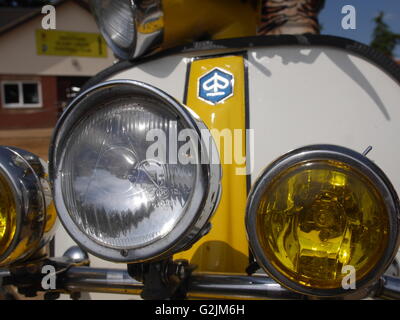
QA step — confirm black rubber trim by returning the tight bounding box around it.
[82,34,400,91]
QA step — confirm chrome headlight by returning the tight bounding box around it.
[50,80,221,263]
[246,145,400,297]
[0,147,56,267]
[90,0,164,59]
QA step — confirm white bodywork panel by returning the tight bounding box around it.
[246,47,400,188]
[55,45,400,299]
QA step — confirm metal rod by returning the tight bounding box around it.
[0,269,10,278]
[63,267,143,295]
[9,266,400,299]
[61,267,303,299]
[362,146,373,156]
[187,273,304,299]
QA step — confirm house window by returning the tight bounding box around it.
[1,81,42,108]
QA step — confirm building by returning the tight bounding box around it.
[0,0,115,129]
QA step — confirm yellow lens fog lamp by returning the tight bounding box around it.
[246,145,400,297]
[0,172,16,258]
[0,147,56,267]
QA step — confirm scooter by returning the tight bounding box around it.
[1,0,400,300]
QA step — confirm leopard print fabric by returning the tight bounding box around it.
[258,0,325,35]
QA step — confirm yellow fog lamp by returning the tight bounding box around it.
[246,145,400,297]
[0,147,56,267]
[49,80,221,263]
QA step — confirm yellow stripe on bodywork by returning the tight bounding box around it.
[175,55,248,273]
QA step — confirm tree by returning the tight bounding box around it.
[258,0,326,35]
[371,12,400,57]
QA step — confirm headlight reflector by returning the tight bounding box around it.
[246,145,400,296]
[50,80,221,263]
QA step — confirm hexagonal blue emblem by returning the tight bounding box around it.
[198,68,234,105]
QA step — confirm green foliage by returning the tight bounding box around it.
[370,12,400,57]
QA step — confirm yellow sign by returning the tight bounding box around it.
[36,30,108,58]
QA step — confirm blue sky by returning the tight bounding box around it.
[319,0,400,58]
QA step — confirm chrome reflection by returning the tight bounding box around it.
[0,147,56,267]
[91,0,164,59]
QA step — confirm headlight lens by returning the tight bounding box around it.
[91,0,163,59]
[0,173,16,258]
[258,161,388,289]
[63,95,197,249]
[246,145,400,297]
[0,147,56,267]
[50,80,221,263]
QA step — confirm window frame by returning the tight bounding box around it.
[1,80,43,109]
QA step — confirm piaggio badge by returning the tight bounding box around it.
[198,67,234,105]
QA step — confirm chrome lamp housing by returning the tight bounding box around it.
[0,146,56,267]
[49,80,222,263]
[90,0,164,60]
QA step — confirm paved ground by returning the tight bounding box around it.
[0,128,53,160]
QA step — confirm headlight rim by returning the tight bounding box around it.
[50,79,221,263]
[246,144,400,297]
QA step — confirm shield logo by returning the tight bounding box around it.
[198,68,234,105]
